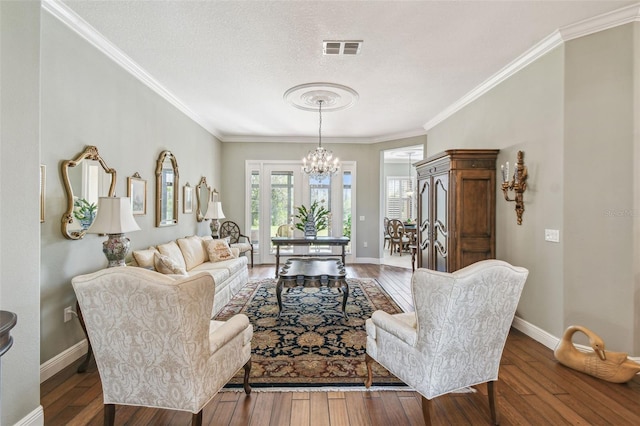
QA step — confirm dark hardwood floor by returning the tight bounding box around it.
[42,264,640,425]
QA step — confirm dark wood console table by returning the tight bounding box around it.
[276,258,348,318]
[271,236,350,277]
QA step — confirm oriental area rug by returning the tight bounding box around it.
[214,277,407,390]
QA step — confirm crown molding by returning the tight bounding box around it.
[424,3,640,132]
[221,128,427,144]
[559,3,640,41]
[41,0,223,141]
[221,135,374,144]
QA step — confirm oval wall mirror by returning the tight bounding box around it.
[155,150,179,227]
[195,176,211,222]
[61,146,117,240]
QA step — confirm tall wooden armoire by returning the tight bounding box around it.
[415,149,499,272]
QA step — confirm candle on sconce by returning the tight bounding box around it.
[505,161,509,183]
[501,164,505,182]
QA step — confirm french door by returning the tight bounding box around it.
[245,161,355,265]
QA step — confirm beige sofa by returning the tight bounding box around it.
[130,235,249,317]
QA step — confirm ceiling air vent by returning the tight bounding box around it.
[323,40,363,56]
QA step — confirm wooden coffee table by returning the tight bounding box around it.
[276,258,349,318]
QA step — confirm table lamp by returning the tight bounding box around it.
[87,197,141,267]
[204,200,225,238]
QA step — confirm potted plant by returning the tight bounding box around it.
[294,200,330,237]
[73,198,97,230]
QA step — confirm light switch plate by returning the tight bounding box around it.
[545,229,560,243]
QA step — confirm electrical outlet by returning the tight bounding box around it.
[544,229,560,243]
[363,241,368,247]
[64,306,74,323]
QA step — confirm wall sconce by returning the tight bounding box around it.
[501,150,528,225]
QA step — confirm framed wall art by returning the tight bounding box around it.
[127,172,147,215]
[183,183,193,214]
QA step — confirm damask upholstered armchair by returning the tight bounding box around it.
[72,267,253,426]
[365,260,528,425]
[219,220,254,267]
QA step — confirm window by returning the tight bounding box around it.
[386,176,413,221]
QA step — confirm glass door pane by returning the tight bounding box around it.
[270,171,295,256]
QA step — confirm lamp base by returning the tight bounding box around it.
[210,219,221,239]
[103,233,131,268]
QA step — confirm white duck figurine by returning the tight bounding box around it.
[554,325,640,383]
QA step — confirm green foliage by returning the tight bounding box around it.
[294,201,330,232]
[73,198,97,221]
[343,214,351,239]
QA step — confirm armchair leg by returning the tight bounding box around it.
[104,403,115,426]
[421,396,433,426]
[364,353,374,388]
[192,410,203,426]
[250,249,254,268]
[487,380,500,425]
[243,358,252,395]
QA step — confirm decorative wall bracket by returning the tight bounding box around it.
[501,150,528,225]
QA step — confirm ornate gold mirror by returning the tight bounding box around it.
[61,146,117,240]
[195,176,211,222]
[155,150,179,227]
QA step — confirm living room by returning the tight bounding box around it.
[2,1,640,424]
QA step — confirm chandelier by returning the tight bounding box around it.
[302,100,339,179]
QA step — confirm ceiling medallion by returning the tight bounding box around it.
[284,82,359,112]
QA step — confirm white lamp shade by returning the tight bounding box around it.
[204,201,225,220]
[87,197,141,234]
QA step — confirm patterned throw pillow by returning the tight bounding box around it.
[154,252,188,275]
[207,239,234,262]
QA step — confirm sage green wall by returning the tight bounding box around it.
[1,1,43,424]
[427,24,639,354]
[220,135,426,260]
[39,12,221,364]
[564,24,637,354]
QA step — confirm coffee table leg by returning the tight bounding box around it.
[341,280,349,319]
[276,279,284,317]
[275,246,280,278]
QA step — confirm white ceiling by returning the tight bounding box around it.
[56,0,637,144]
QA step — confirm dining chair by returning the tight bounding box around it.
[387,219,410,256]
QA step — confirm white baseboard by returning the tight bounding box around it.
[354,257,380,264]
[13,406,44,426]
[40,339,88,383]
[512,316,559,350]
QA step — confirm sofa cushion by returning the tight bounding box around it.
[157,241,187,271]
[132,247,159,270]
[207,239,235,262]
[187,265,230,289]
[230,242,252,254]
[177,236,208,271]
[154,252,188,275]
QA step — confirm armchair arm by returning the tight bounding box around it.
[371,310,417,346]
[209,314,251,354]
[238,233,253,248]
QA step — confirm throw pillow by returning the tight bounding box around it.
[157,241,187,271]
[132,247,159,269]
[207,239,234,262]
[154,252,188,275]
[177,236,207,271]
